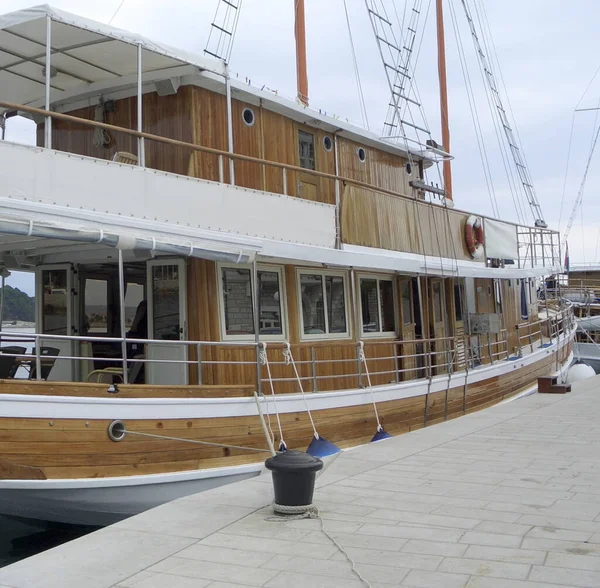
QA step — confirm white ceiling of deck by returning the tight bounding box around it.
[0,4,226,115]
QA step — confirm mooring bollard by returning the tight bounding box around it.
[265,450,323,514]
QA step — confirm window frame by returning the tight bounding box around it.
[217,263,287,342]
[298,129,316,171]
[297,268,351,341]
[357,273,398,338]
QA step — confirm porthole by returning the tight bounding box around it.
[242,107,255,127]
[323,135,333,152]
[357,147,366,162]
[406,162,412,175]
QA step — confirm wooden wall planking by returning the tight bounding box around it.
[0,347,565,480]
[43,84,412,209]
[340,185,472,260]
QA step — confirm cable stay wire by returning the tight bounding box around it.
[475,0,532,220]
[459,0,542,226]
[108,0,126,25]
[447,0,499,218]
[343,0,370,129]
[204,0,243,64]
[561,121,600,248]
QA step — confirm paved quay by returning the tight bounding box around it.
[3,377,600,588]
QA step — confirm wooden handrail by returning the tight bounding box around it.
[0,100,561,236]
[0,100,413,204]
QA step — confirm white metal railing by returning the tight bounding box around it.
[0,307,574,391]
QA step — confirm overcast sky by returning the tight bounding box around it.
[3,0,600,294]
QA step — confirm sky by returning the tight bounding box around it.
[3,0,600,295]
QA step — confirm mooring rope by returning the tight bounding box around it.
[357,341,384,432]
[120,428,273,453]
[259,342,287,450]
[283,343,319,439]
[267,504,372,587]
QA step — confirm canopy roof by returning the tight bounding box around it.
[0,4,226,115]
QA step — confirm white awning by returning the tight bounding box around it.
[0,202,259,265]
[0,4,226,115]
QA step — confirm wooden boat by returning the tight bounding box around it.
[0,3,575,525]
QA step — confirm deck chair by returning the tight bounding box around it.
[87,354,145,384]
[0,346,26,378]
[29,347,60,380]
[112,151,138,165]
[0,353,17,379]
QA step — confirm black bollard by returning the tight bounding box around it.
[265,450,323,508]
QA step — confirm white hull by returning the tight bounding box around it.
[0,333,575,527]
[0,464,263,526]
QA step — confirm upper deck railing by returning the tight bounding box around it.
[0,100,561,269]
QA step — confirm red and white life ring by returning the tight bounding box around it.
[465,215,484,259]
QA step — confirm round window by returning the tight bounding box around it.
[406,162,412,175]
[357,147,366,162]
[242,107,255,127]
[323,136,333,152]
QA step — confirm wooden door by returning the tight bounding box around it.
[297,128,319,201]
[146,259,188,385]
[429,279,447,374]
[398,277,416,380]
[447,279,467,370]
[36,264,76,382]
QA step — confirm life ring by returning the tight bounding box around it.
[465,215,484,259]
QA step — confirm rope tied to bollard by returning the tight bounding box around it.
[107,421,275,453]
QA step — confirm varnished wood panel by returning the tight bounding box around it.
[0,348,568,480]
[341,185,472,260]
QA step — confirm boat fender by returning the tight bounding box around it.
[465,215,484,259]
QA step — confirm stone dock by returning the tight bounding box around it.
[2,377,600,588]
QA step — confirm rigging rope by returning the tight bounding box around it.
[108,0,126,24]
[357,341,384,431]
[447,0,499,218]
[120,428,273,453]
[259,342,287,450]
[283,343,319,439]
[343,0,370,129]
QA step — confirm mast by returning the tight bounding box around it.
[295,0,309,106]
[436,0,452,201]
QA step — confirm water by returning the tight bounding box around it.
[0,516,97,567]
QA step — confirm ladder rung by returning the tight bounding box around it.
[204,49,222,59]
[222,0,238,7]
[211,23,232,35]
[383,121,398,128]
[376,35,401,53]
[408,27,416,33]
[368,8,392,26]
[385,62,410,78]
[390,93,420,106]
[400,119,429,134]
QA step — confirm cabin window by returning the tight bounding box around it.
[401,280,412,326]
[242,107,255,127]
[299,271,349,338]
[357,147,366,162]
[41,269,68,335]
[433,282,442,323]
[323,136,333,152]
[360,276,396,336]
[454,283,465,322]
[298,130,315,170]
[83,278,109,335]
[219,265,285,339]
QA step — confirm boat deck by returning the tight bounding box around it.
[2,376,600,588]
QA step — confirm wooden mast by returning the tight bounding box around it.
[436,0,452,201]
[295,0,309,106]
